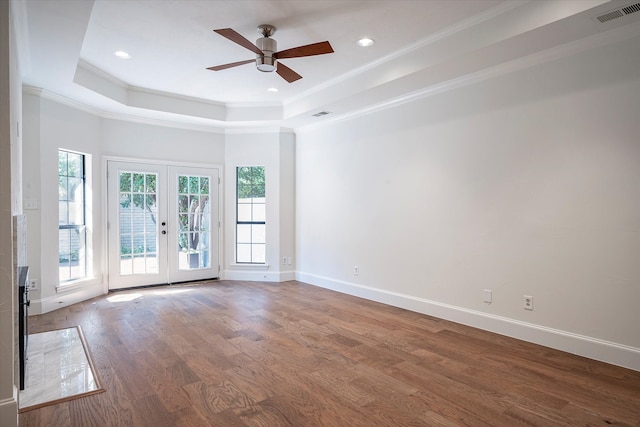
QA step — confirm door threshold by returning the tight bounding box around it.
[109,277,219,293]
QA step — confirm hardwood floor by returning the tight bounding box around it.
[19,280,640,426]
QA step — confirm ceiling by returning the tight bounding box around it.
[14,0,640,131]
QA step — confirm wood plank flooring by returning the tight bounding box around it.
[20,280,640,426]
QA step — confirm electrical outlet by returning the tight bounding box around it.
[282,257,287,265]
[483,289,492,304]
[524,295,533,310]
[24,198,38,210]
[28,279,39,290]
[353,266,359,276]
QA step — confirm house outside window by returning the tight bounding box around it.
[58,150,87,282]
[236,166,265,263]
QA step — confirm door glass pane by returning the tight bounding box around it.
[177,174,211,270]
[119,170,159,275]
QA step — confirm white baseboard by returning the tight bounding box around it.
[0,391,18,427]
[278,270,296,281]
[29,284,105,315]
[222,269,296,282]
[297,272,640,372]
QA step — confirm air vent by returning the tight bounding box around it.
[622,3,640,14]
[312,111,331,117]
[597,9,624,22]
[595,2,640,23]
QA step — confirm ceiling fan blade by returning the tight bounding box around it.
[276,62,303,83]
[207,59,255,71]
[214,28,264,55]
[275,41,334,59]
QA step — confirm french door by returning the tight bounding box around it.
[107,161,219,290]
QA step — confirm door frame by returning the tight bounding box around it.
[103,156,223,291]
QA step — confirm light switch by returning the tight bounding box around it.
[483,289,492,304]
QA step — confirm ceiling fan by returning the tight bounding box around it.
[207,24,334,83]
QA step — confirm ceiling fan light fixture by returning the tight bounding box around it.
[357,37,375,47]
[256,56,276,72]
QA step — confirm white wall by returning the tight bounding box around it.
[223,130,296,281]
[279,132,296,277]
[296,35,640,370]
[0,0,22,424]
[23,95,104,313]
[101,119,225,164]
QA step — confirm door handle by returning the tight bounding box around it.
[162,230,166,235]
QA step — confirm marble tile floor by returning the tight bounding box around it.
[19,327,102,411]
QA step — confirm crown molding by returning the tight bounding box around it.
[297,21,640,133]
[74,60,287,123]
[128,84,226,108]
[98,110,227,134]
[77,59,128,89]
[284,0,528,108]
[23,85,228,134]
[224,126,294,135]
[24,85,105,117]
[23,85,289,134]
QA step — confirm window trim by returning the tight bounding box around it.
[58,149,88,283]
[235,166,266,264]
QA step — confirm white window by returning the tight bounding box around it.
[58,150,87,282]
[236,166,265,263]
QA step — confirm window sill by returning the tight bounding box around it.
[229,263,270,270]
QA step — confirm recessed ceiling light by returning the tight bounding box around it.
[356,38,375,47]
[267,87,279,93]
[114,50,131,59]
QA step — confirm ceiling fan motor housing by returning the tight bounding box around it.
[256,36,277,72]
